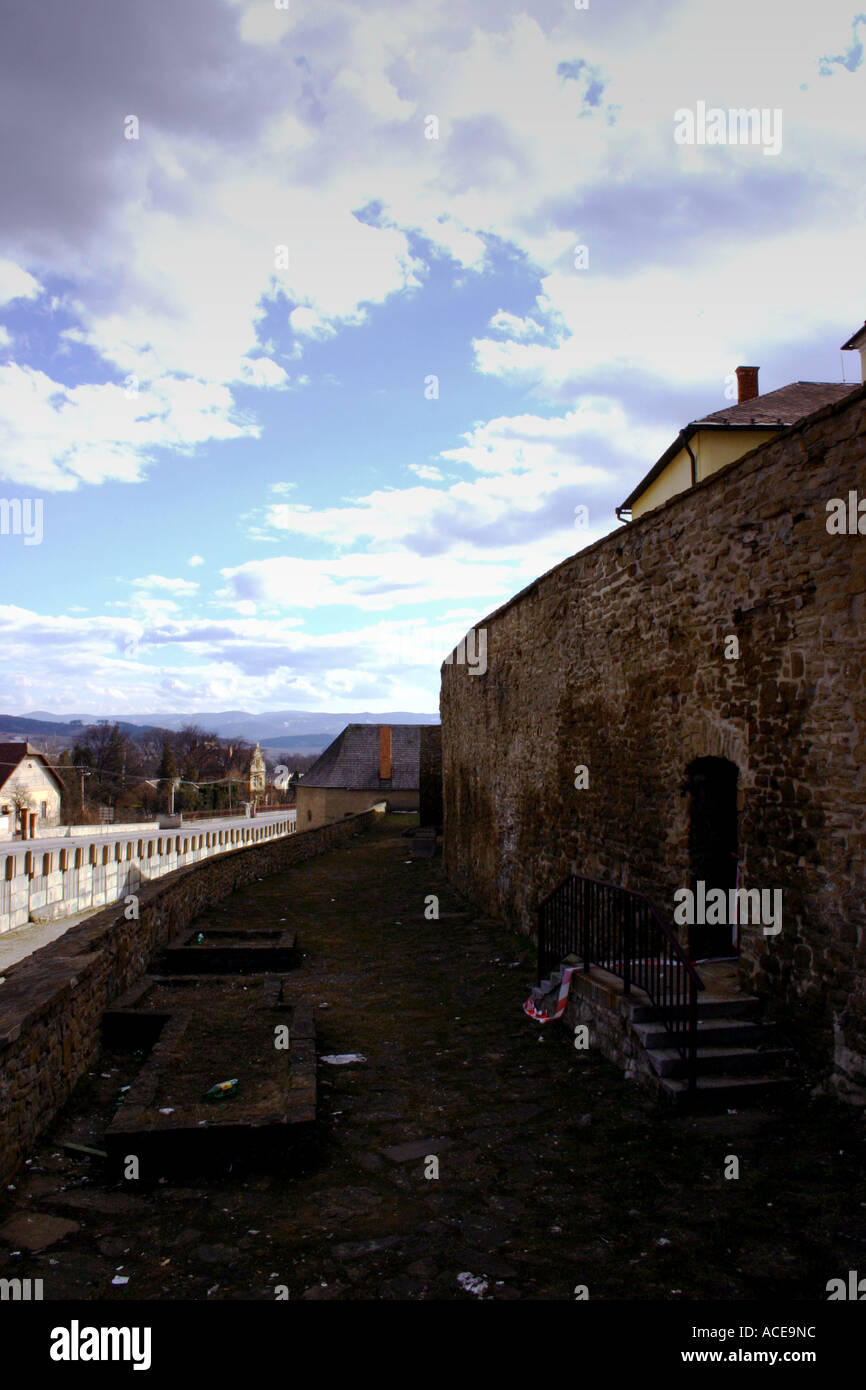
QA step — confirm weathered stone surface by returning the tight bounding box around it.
[381,1137,453,1163]
[0,811,378,1186]
[2,821,865,1301]
[441,386,866,1101]
[0,1212,80,1249]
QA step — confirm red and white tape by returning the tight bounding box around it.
[523,965,576,1024]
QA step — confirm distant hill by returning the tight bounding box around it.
[0,714,147,742]
[7,709,440,750]
[257,733,334,754]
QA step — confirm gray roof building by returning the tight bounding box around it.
[301,723,429,791]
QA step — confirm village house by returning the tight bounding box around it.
[295,723,439,829]
[618,362,858,521]
[0,742,64,836]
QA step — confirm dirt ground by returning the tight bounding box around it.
[1,814,864,1301]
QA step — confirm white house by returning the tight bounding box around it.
[0,742,64,834]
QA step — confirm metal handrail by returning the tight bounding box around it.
[537,874,704,1095]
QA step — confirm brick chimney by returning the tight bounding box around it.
[379,725,392,781]
[735,366,759,404]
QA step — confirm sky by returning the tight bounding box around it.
[0,0,863,717]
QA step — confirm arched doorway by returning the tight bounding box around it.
[686,756,739,960]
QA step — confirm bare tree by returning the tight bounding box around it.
[7,780,34,835]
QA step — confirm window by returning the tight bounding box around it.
[40,801,47,818]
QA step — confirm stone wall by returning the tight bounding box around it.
[0,809,379,1186]
[419,725,443,828]
[295,785,414,829]
[441,386,866,1102]
[32,820,160,839]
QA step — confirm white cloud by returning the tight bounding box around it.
[0,259,41,307]
[408,464,444,481]
[220,550,517,612]
[0,364,255,490]
[254,402,664,574]
[487,310,545,340]
[130,575,200,594]
[5,0,863,491]
[0,601,451,714]
[240,356,289,388]
[188,555,205,567]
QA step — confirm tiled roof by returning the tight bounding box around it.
[697,382,856,427]
[0,742,64,791]
[301,724,430,790]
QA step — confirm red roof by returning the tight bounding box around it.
[0,742,64,792]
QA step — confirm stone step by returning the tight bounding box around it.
[629,996,763,1023]
[657,1072,795,1110]
[634,1017,770,1050]
[647,1044,794,1078]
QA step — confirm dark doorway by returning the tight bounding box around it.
[686,757,739,960]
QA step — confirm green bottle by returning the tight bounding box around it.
[204,1078,239,1101]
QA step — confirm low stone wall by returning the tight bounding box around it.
[559,965,657,1091]
[0,809,379,1187]
[32,821,161,840]
[295,785,415,829]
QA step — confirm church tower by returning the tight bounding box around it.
[249,743,266,800]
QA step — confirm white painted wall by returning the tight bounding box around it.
[0,756,62,828]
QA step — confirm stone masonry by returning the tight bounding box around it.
[0,809,379,1187]
[441,385,866,1102]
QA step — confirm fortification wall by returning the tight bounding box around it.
[441,387,866,1101]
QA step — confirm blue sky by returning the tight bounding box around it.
[0,0,864,716]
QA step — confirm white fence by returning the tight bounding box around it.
[0,814,296,933]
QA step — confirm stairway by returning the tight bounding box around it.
[410,825,437,859]
[631,993,795,1109]
[530,964,797,1111]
